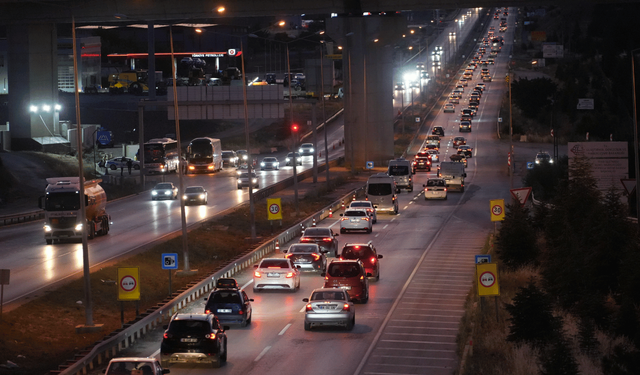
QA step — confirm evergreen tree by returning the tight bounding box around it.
[506,280,561,348]
[539,336,580,375]
[495,202,539,270]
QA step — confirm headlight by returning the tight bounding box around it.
[286,158,291,162]
[44,225,52,232]
[183,195,187,200]
[549,159,554,164]
[237,178,242,182]
[260,162,265,166]
[299,148,303,153]
[309,148,314,153]
[242,155,248,160]
[237,170,243,175]
[152,191,158,195]
[199,194,205,199]
[535,160,540,164]
[75,223,83,231]
[252,178,258,183]
[164,191,171,195]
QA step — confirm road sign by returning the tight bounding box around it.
[527,162,534,170]
[267,198,283,221]
[490,199,505,221]
[475,255,492,264]
[118,267,140,301]
[162,253,178,270]
[510,187,532,206]
[476,263,500,296]
[366,161,374,169]
[621,179,636,195]
[577,98,594,110]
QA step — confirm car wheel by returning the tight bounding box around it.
[221,340,228,362]
[367,227,372,234]
[237,185,242,189]
[409,186,413,192]
[304,321,312,331]
[134,165,140,170]
[376,270,380,281]
[361,290,369,304]
[109,165,117,170]
[373,218,377,224]
[212,352,222,368]
[46,239,52,245]
[340,228,346,234]
[334,250,338,258]
[346,316,355,331]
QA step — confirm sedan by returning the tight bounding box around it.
[340,209,373,234]
[300,227,340,257]
[285,152,303,166]
[151,182,178,200]
[283,243,327,272]
[260,157,280,170]
[237,172,259,189]
[182,186,208,205]
[458,145,473,157]
[453,136,466,147]
[426,149,440,163]
[105,157,140,171]
[443,103,455,113]
[302,288,355,331]
[299,143,315,156]
[424,178,448,200]
[253,258,301,292]
[348,200,377,224]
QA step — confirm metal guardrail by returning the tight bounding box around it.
[52,183,365,375]
[0,210,44,227]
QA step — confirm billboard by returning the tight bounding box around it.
[568,142,628,192]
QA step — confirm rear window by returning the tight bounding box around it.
[341,246,374,259]
[350,202,371,208]
[289,244,318,253]
[311,291,346,301]
[327,263,362,278]
[427,180,446,187]
[168,319,211,334]
[367,183,392,196]
[388,165,409,176]
[303,228,331,236]
[209,291,242,304]
[345,210,367,217]
[260,259,290,268]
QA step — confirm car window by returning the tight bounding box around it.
[168,319,210,334]
[185,187,203,193]
[341,246,374,259]
[350,202,371,208]
[327,263,362,278]
[311,291,346,301]
[416,152,430,158]
[388,165,409,175]
[155,183,172,189]
[210,291,242,304]
[303,228,331,236]
[260,259,290,268]
[367,183,392,196]
[289,244,318,253]
[345,210,367,217]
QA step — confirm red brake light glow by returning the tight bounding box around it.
[311,253,321,261]
[342,303,350,311]
[205,309,211,314]
[370,257,377,264]
[163,332,171,339]
[306,304,313,311]
[205,333,216,340]
[254,271,262,278]
[286,272,294,278]
[285,254,293,258]
[323,237,333,242]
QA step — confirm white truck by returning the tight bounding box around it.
[437,162,467,192]
[39,177,110,244]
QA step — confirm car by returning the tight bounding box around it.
[105,157,140,171]
[423,178,448,200]
[300,227,340,257]
[215,278,239,289]
[450,153,468,167]
[432,126,445,136]
[455,83,465,91]
[409,81,420,89]
[152,182,178,200]
[160,313,228,368]
[453,136,466,147]
[253,257,301,292]
[236,149,249,164]
[285,152,303,166]
[221,151,238,167]
[483,75,492,82]
[283,243,327,272]
[322,259,370,303]
[535,151,554,165]
[302,288,355,331]
[461,108,474,118]
[340,242,383,281]
[475,83,486,91]
[348,200,377,223]
[488,57,495,64]
[416,62,425,70]
[459,79,468,87]
[237,172,259,189]
[182,186,208,205]
[458,145,473,157]
[105,357,169,375]
[299,143,315,156]
[426,149,440,163]
[394,83,405,91]
[424,143,439,152]
[459,121,472,132]
[204,287,253,327]
[340,208,373,234]
[460,114,473,123]
[412,152,432,172]
[260,157,280,170]
[448,95,459,104]
[443,103,455,113]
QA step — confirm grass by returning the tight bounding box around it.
[0,163,358,375]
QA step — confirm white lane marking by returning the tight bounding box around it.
[383,224,389,229]
[391,217,396,221]
[375,233,380,238]
[241,279,253,290]
[403,206,408,210]
[278,323,292,336]
[299,304,307,313]
[329,220,340,228]
[409,201,413,205]
[152,349,160,358]
[255,346,272,362]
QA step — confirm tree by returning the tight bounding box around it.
[539,336,580,375]
[495,202,539,270]
[506,280,561,348]
[511,78,557,119]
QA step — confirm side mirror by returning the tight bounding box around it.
[282,249,287,253]
[422,184,426,187]
[339,213,344,217]
[302,298,309,302]
[463,173,467,177]
[204,297,208,301]
[378,255,383,259]
[296,265,301,269]
[249,299,254,302]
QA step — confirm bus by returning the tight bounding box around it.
[186,137,223,174]
[143,138,179,174]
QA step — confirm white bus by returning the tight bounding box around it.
[143,138,179,174]
[186,137,223,174]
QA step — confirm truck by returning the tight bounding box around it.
[437,162,467,192]
[39,177,110,244]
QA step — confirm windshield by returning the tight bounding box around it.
[155,183,173,189]
[45,192,80,211]
[188,140,214,162]
[367,183,392,196]
[185,187,203,193]
[260,259,290,268]
[311,291,346,301]
[327,263,361,278]
[222,152,234,158]
[388,165,409,176]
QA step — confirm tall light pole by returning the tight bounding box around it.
[286,44,300,216]
[320,44,331,192]
[631,48,640,224]
[241,40,257,239]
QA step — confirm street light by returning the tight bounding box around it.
[631,48,640,224]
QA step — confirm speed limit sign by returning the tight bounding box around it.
[267,198,283,220]
[490,199,505,221]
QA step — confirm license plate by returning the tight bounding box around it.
[267,273,280,278]
[217,309,232,313]
[350,219,359,222]
[181,338,198,343]
[340,286,352,290]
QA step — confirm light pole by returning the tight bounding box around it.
[286,44,300,216]
[631,48,640,223]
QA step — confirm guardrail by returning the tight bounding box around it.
[0,210,44,227]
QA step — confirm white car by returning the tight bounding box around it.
[443,103,455,113]
[105,157,140,171]
[339,208,373,234]
[237,172,259,189]
[348,200,377,224]
[104,357,168,375]
[424,178,448,200]
[253,258,301,292]
[426,149,440,163]
[285,152,303,166]
[151,182,178,200]
[299,143,315,156]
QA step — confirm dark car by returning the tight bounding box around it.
[300,227,339,257]
[340,242,383,281]
[151,182,178,200]
[432,126,445,136]
[283,243,327,272]
[160,313,228,368]
[182,186,208,205]
[285,152,302,166]
[322,260,370,303]
[412,152,432,172]
[221,151,238,167]
[204,288,253,327]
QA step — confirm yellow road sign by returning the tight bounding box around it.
[118,267,140,301]
[490,199,505,221]
[267,198,283,220]
[476,263,500,296]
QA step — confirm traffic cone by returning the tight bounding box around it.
[300,223,305,231]
[329,207,333,218]
[275,240,280,251]
[352,194,356,201]
[341,200,345,209]
[312,218,316,227]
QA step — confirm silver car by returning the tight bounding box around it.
[237,172,259,189]
[151,182,178,200]
[285,152,302,166]
[348,201,377,224]
[303,288,355,331]
[339,208,373,234]
[299,143,315,156]
[260,157,280,170]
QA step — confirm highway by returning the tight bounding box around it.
[80,9,520,375]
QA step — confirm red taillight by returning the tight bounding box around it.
[238,310,244,315]
[362,217,369,221]
[254,271,262,278]
[205,309,211,314]
[163,332,171,339]
[301,237,311,242]
[286,272,294,278]
[324,275,329,280]
[360,275,364,280]
[342,303,350,311]
[370,257,377,264]
[312,253,321,261]
[322,238,332,242]
[444,188,447,192]
[285,253,293,258]
[306,304,313,311]
[205,333,216,340]
[340,217,349,221]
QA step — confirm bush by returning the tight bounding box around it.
[495,202,539,270]
[506,280,561,348]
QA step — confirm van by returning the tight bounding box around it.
[437,162,467,192]
[365,173,399,214]
[426,135,440,148]
[387,158,413,192]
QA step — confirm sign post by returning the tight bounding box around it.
[162,253,178,297]
[476,262,500,322]
[117,267,140,327]
[0,269,9,318]
[267,198,283,234]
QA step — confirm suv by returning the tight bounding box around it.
[105,357,169,375]
[322,259,370,303]
[160,313,228,368]
[204,287,253,327]
[300,227,339,257]
[535,151,554,165]
[432,126,445,136]
[340,242,383,281]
